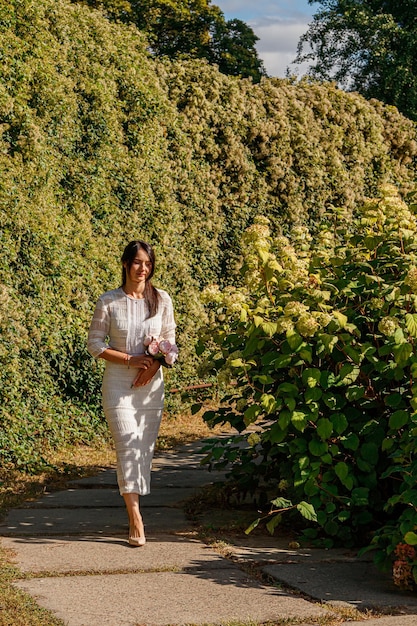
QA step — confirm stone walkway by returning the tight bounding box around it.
[1,441,417,626]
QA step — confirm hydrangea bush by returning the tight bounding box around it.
[197,185,417,581]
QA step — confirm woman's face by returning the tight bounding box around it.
[125,248,152,285]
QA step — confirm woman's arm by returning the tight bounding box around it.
[98,348,154,371]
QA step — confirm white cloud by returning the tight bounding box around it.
[213,1,315,78]
[252,18,312,77]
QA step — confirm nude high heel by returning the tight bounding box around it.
[128,535,146,547]
[128,524,146,547]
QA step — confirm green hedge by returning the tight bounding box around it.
[0,0,416,470]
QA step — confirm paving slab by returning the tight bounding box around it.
[4,437,417,625]
[151,467,226,488]
[0,506,190,536]
[264,562,417,611]
[152,452,206,469]
[21,487,196,509]
[2,535,232,574]
[15,568,330,626]
[228,535,367,563]
[70,467,225,489]
[69,468,118,487]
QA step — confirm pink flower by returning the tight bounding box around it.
[143,336,152,347]
[165,351,178,365]
[159,340,172,355]
[147,339,160,356]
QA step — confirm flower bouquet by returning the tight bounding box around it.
[144,336,178,367]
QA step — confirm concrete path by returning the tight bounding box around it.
[0,441,417,626]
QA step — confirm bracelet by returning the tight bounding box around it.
[124,354,131,368]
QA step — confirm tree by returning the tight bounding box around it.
[210,18,265,82]
[295,0,417,121]
[74,0,265,81]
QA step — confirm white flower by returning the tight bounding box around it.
[378,316,398,337]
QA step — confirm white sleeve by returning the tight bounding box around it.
[160,292,176,345]
[87,296,111,358]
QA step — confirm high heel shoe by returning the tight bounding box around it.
[128,524,146,547]
[128,535,146,547]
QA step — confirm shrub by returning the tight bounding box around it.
[197,185,417,553]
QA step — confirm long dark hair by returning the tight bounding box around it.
[121,240,160,317]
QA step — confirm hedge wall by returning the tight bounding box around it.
[0,0,416,469]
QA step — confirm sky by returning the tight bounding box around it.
[214,0,316,78]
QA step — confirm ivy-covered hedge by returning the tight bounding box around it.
[0,0,416,470]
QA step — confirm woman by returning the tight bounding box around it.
[87,240,176,546]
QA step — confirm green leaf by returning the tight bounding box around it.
[337,510,351,522]
[269,422,287,443]
[333,311,348,328]
[318,333,339,353]
[384,393,403,408]
[191,403,202,415]
[335,461,349,481]
[406,313,417,338]
[296,501,317,522]
[309,439,328,456]
[392,342,413,365]
[271,497,293,508]
[245,518,260,534]
[266,513,283,535]
[253,315,264,327]
[278,382,299,396]
[323,392,346,410]
[299,347,313,363]
[260,393,277,414]
[405,531,417,546]
[341,433,360,451]
[302,367,321,387]
[360,442,379,465]
[351,487,369,506]
[337,364,360,386]
[255,374,275,385]
[291,410,308,432]
[244,404,261,425]
[317,418,333,440]
[273,354,293,368]
[389,410,409,430]
[286,331,304,350]
[278,410,292,429]
[261,321,278,336]
[230,358,245,367]
[330,412,348,434]
[304,387,322,403]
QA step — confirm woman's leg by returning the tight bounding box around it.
[123,493,146,544]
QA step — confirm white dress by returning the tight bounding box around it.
[87,287,176,495]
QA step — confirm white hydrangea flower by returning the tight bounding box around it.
[296,314,319,337]
[201,284,222,304]
[378,316,398,336]
[276,317,294,333]
[369,298,384,310]
[316,312,333,328]
[405,267,417,293]
[284,301,309,317]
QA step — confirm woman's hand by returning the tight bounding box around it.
[131,360,160,387]
[130,354,154,370]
